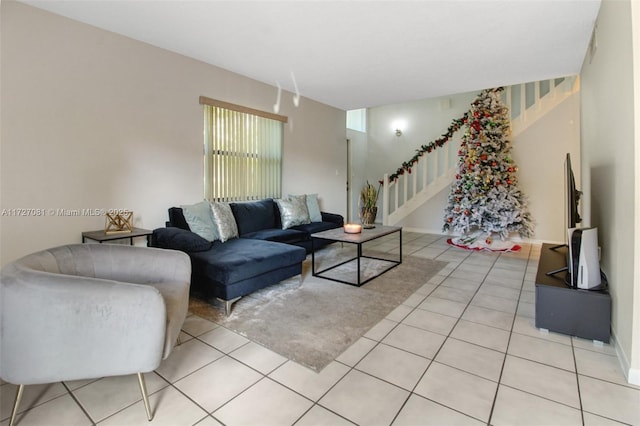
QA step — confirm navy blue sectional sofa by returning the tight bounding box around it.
[151,199,343,314]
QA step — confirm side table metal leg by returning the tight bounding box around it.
[311,239,316,276]
[357,243,362,286]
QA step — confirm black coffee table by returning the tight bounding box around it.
[311,226,402,286]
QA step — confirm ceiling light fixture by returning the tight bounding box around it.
[291,71,300,107]
[273,82,282,114]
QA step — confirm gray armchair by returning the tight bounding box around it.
[0,243,191,425]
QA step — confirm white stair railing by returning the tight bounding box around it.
[381,75,579,226]
[382,136,458,225]
[505,76,579,136]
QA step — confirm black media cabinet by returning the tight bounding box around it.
[535,243,611,343]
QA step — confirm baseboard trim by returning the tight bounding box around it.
[628,367,640,386]
[402,227,447,235]
[612,328,640,386]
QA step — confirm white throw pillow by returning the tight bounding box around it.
[210,202,239,242]
[276,196,311,229]
[290,193,322,222]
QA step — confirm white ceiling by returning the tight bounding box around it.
[20,0,601,110]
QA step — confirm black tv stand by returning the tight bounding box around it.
[535,243,610,343]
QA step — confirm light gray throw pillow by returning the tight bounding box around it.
[180,200,219,241]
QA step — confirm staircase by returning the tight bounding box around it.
[381,75,580,226]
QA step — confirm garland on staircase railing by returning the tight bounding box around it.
[380,87,504,185]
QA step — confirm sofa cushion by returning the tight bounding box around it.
[276,196,310,229]
[292,220,343,235]
[180,201,218,241]
[152,227,212,252]
[210,202,239,242]
[230,199,276,236]
[168,207,190,230]
[241,228,308,244]
[189,238,306,285]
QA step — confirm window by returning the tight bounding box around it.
[346,108,367,132]
[201,97,287,202]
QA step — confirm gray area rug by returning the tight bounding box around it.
[189,247,448,371]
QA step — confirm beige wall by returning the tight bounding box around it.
[0,1,346,266]
[580,0,639,384]
[511,93,581,243]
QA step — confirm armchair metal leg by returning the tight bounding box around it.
[137,373,153,421]
[9,384,24,426]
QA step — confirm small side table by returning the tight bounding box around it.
[82,227,153,246]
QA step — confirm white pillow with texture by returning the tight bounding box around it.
[210,202,239,242]
[276,196,310,229]
[290,193,322,222]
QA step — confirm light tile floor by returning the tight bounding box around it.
[2,232,639,426]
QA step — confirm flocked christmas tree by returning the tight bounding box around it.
[443,88,533,242]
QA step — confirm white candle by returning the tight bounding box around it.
[344,223,362,234]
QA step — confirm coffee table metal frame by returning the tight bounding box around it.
[311,226,402,286]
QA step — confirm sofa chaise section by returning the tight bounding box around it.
[189,238,306,303]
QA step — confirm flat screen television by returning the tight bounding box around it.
[546,153,582,276]
[565,153,582,229]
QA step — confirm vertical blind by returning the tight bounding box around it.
[202,98,286,202]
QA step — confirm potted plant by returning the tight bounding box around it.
[359,181,380,228]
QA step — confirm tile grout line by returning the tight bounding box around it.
[486,243,532,426]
